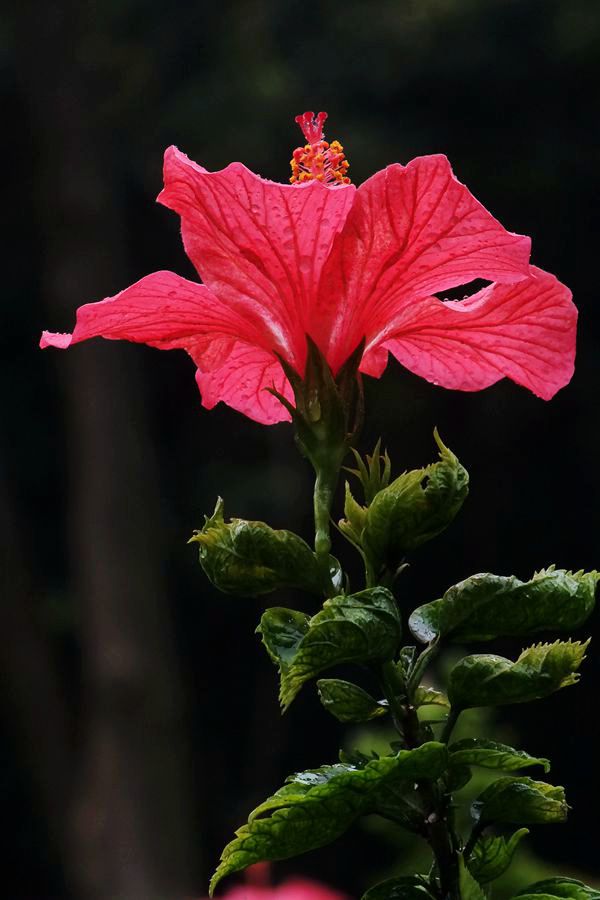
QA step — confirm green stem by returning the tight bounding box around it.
[440,708,461,745]
[463,821,485,860]
[313,461,341,597]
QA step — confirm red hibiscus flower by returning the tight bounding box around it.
[194,862,348,900]
[208,878,347,900]
[40,111,576,425]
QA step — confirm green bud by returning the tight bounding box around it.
[341,431,468,579]
[190,498,323,597]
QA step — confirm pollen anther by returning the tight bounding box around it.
[290,111,351,186]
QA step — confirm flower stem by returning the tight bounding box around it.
[313,462,339,597]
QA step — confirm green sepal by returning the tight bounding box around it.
[516,878,600,900]
[458,853,487,900]
[448,640,589,709]
[359,430,468,575]
[209,742,447,895]
[190,498,323,597]
[471,777,568,825]
[361,875,435,900]
[468,828,529,884]
[261,586,402,710]
[449,739,550,773]
[346,439,392,505]
[271,336,364,473]
[409,567,598,644]
[317,679,388,723]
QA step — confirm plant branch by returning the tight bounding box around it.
[379,661,460,900]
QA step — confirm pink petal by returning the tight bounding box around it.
[159,147,356,369]
[39,271,263,374]
[379,266,576,400]
[212,878,346,900]
[195,343,293,425]
[314,155,531,371]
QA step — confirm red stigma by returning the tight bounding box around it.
[295,111,328,144]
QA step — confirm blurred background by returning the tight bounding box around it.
[3,0,600,897]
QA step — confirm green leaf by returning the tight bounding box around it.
[362,875,435,900]
[458,853,487,900]
[448,640,589,710]
[414,686,450,709]
[449,739,550,773]
[268,586,402,710]
[471,777,568,825]
[257,608,310,672]
[516,878,600,900]
[209,742,447,895]
[317,679,388,723]
[409,567,598,643]
[360,431,469,573]
[468,828,529,884]
[190,498,323,597]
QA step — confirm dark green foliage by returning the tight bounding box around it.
[202,419,597,896]
[209,743,448,894]
[468,828,529,883]
[409,568,598,643]
[448,641,589,709]
[449,739,550,773]
[516,879,600,900]
[190,498,323,596]
[471,777,568,825]
[458,853,487,900]
[317,679,388,723]
[339,431,468,575]
[260,587,401,709]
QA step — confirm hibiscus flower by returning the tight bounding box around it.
[195,862,347,900]
[207,877,346,900]
[40,111,576,425]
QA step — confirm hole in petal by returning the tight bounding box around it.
[434,278,491,304]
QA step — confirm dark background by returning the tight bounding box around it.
[3,1,600,898]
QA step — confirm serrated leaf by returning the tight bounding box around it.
[190,498,323,597]
[471,777,567,825]
[449,740,550,773]
[209,742,448,895]
[317,679,388,723]
[516,878,600,900]
[414,686,450,709]
[275,586,401,710]
[409,568,598,643]
[362,875,435,900]
[448,640,589,710]
[468,828,529,883]
[361,431,469,573]
[458,853,487,900]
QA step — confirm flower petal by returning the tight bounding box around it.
[196,343,293,425]
[315,155,531,370]
[159,147,356,368]
[39,270,262,373]
[378,266,576,400]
